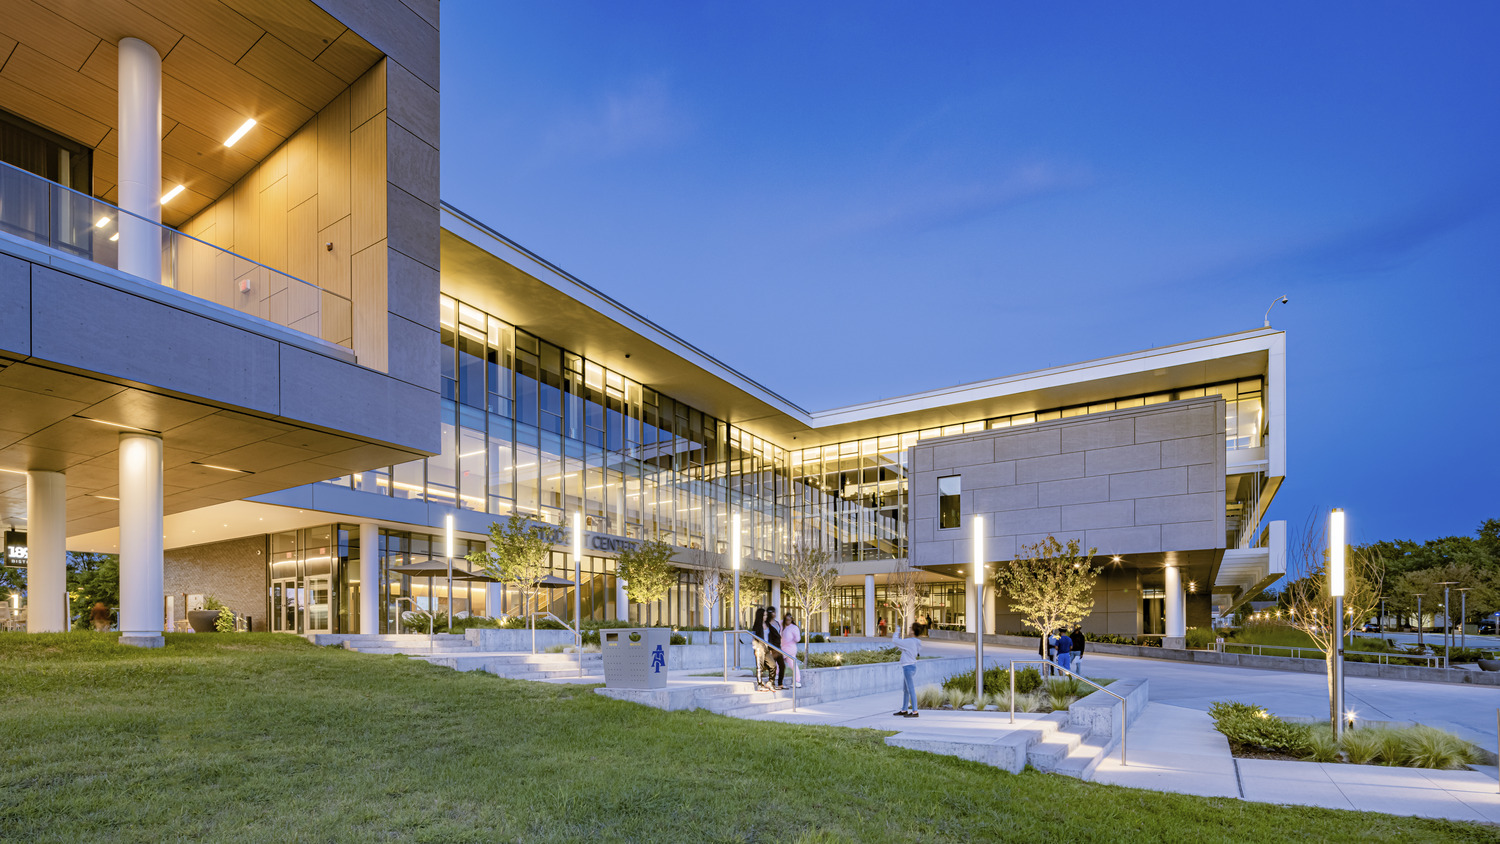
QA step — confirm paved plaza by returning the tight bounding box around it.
[747,637,1500,825]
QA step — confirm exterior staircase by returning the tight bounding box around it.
[337,633,480,655]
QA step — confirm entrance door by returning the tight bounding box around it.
[271,577,301,633]
[306,576,332,634]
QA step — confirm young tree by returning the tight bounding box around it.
[67,552,120,629]
[466,514,556,653]
[886,554,926,636]
[782,543,839,634]
[616,539,678,625]
[735,573,768,629]
[993,535,1099,643]
[685,548,729,642]
[1281,514,1383,725]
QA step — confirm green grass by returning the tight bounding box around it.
[0,634,1493,843]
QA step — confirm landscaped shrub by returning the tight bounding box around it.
[1302,725,1341,762]
[1402,725,1479,770]
[943,666,1043,695]
[803,647,901,667]
[1207,700,1311,755]
[916,685,945,709]
[808,633,827,644]
[1339,728,1386,765]
[1185,627,1218,649]
[499,616,568,630]
[670,633,687,645]
[947,687,975,708]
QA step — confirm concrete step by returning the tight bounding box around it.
[1051,734,1115,780]
[1024,713,1088,772]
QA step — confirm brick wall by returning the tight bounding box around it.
[164,535,268,631]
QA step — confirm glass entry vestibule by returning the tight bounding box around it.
[267,525,353,635]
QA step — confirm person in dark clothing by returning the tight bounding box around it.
[750,608,770,690]
[1070,626,1086,675]
[766,605,785,688]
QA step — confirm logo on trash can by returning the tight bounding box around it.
[651,644,665,673]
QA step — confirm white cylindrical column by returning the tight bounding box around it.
[769,578,781,611]
[359,521,379,634]
[1164,563,1186,646]
[25,471,68,632]
[117,37,162,283]
[615,573,628,621]
[118,432,164,647]
[863,574,876,637]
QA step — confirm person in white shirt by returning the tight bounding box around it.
[892,625,921,717]
[781,612,802,688]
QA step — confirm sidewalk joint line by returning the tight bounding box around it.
[1233,757,1245,799]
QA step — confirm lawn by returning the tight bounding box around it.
[0,634,1492,843]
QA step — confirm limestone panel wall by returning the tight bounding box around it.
[164,534,267,631]
[909,396,1227,566]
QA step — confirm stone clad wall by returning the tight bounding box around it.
[909,396,1227,565]
[164,535,267,631]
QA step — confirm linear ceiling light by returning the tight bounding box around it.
[160,185,185,205]
[224,118,257,147]
[109,233,120,242]
[75,416,160,434]
[190,462,255,475]
[94,216,110,228]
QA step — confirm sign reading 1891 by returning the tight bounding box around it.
[4,531,26,567]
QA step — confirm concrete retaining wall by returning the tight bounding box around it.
[928,629,1500,686]
[1068,678,1148,751]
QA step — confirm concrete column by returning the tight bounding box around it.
[117,37,162,283]
[863,574,876,637]
[965,584,977,634]
[25,471,67,632]
[359,521,379,634]
[1164,563,1186,648]
[118,432,164,647]
[615,574,628,621]
[769,578,781,611]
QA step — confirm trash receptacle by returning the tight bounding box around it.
[601,628,670,689]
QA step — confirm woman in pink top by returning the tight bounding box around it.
[781,612,802,688]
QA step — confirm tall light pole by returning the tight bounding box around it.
[573,510,583,677]
[1329,508,1346,737]
[1435,581,1457,669]
[1457,588,1470,651]
[1378,596,1388,634]
[445,514,454,634]
[973,514,985,701]
[731,513,741,669]
[1415,594,1424,648]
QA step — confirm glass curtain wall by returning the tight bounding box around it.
[322,294,1264,566]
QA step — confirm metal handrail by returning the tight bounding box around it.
[1009,659,1126,766]
[1214,640,1441,667]
[392,597,433,654]
[722,630,799,712]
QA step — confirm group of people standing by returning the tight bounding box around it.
[1040,626,1086,674]
[749,607,802,690]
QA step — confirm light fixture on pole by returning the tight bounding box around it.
[445,514,454,634]
[1329,508,1346,737]
[1263,295,1289,327]
[731,513,741,670]
[1415,594,1424,649]
[1435,581,1457,669]
[1378,596,1387,634]
[973,514,985,701]
[573,510,583,678]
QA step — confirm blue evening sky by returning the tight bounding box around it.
[440,1,1500,546]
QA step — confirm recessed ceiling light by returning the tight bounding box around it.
[109,233,120,242]
[160,185,185,205]
[92,494,120,501]
[191,462,254,475]
[75,415,160,433]
[94,216,110,228]
[224,118,256,147]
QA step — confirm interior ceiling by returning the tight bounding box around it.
[0,358,427,538]
[920,549,1222,591]
[0,0,382,227]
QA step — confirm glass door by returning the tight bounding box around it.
[271,577,300,633]
[306,576,332,634]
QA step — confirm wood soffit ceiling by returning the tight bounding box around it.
[0,358,426,536]
[0,0,383,228]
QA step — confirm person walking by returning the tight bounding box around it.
[878,617,886,637]
[1070,626,1085,675]
[750,608,770,690]
[781,611,802,688]
[90,601,111,633]
[1055,627,1073,673]
[766,605,785,689]
[893,624,921,717]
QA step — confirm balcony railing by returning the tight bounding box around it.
[0,160,351,347]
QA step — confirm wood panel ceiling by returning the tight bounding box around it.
[0,0,382,228]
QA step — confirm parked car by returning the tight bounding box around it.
[1479,622,1497,635]
[1361,621,1380,633]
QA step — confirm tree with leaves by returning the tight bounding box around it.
[1280,513,1383,725]
[993,535,1099,641]
[735,573,768,628]
[782,543,839,635]
[617,539,678,625]
[466,514,556,653]
[67,552,120,630]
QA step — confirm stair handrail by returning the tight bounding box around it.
[723,630,799,712]
[1008,659,1126,766]
[391,597,433,654]
[530,611,584,678]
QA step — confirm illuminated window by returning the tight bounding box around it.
[938,475,961,530]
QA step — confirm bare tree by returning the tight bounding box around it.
[1281,513,1383,724]
[782,543,839,635]
[993,535,1099,641]
[886,555,926,636]
[685,548,729,642]
[466,514,556,653]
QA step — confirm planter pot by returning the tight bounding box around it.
[187,610,221,633]
[1477,658,1500,673]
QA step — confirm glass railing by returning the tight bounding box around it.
[0,160,351,348]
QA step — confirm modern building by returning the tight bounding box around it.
[0,1,1286,648]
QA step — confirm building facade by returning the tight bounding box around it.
[1,1,1285,646]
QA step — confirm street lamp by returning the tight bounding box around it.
[1378,596,1388,634]
[731,513,741,669]
[445,514,454,634]
[573,510,583,678]
[1329,508,1346,738]
[973,515,985,700]
[1435,581,1457,669]
[1457,588,1471,651]
[1414,594,1424,648]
